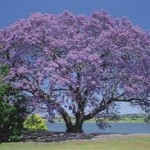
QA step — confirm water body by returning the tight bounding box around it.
[47,123,150,134]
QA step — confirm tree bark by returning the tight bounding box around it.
[60,109,84,133]
[65,119,83,133]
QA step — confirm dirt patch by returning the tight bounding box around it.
[89,133,150,141]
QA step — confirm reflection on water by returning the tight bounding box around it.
[47,123,150,134]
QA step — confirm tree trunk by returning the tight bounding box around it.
[65,120,83,133]
[65,112,84,133]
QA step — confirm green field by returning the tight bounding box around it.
[1,135,150,150]
[113,117,144,123]
[55,114,145,123]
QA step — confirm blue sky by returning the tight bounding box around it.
[0,0,150,30]
[0,0,148,114]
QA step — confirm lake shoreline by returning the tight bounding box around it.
[47,122,150,134]
[51,122,147,124]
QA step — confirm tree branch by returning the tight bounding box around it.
[83,95,150,121]
[51,88,69,91]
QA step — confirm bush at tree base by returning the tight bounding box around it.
[23,114,48,131]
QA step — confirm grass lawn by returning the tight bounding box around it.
[1,135,150,150]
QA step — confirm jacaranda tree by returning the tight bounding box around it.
[0,11,150,132]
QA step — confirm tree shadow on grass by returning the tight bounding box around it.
[16,131,128,142]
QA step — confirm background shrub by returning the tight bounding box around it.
[0,86,27,142]
[0,66,27,142]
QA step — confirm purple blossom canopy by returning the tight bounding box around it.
[0,11,150,132]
